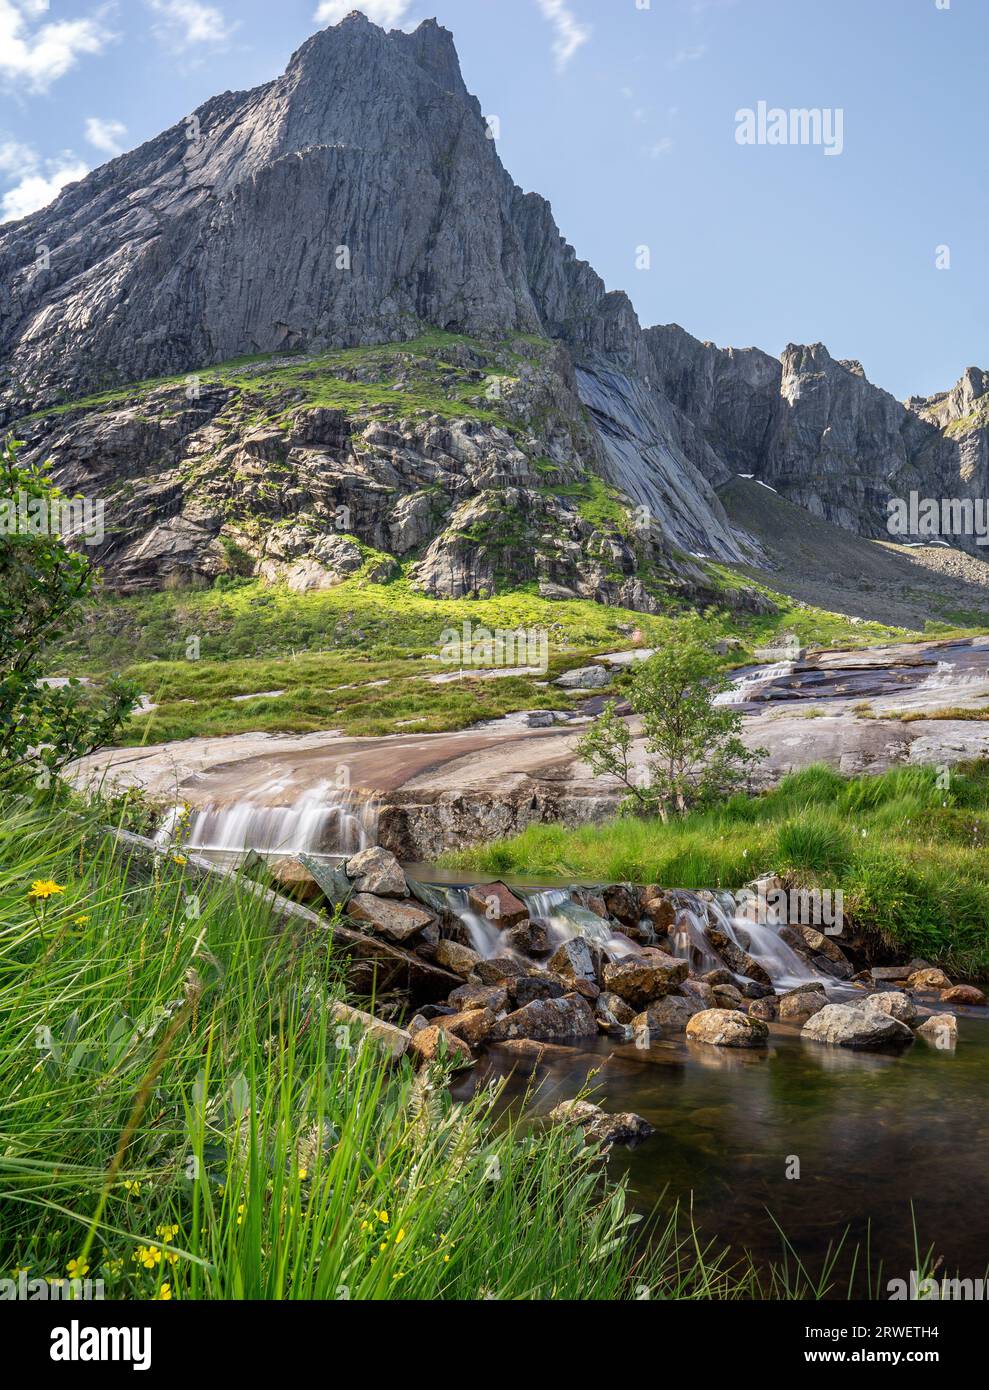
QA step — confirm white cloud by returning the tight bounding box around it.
[0,0,113,93]
[85,116,127,157]
[535,0,590,73]
[314,1,411,24]
[0,141,88,222]
[147,0,233,49]
[671,44,707,66]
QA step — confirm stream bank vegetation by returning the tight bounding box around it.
[0,794,903,1302]
[447,761,989,980]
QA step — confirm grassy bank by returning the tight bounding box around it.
[445,762,989,980]
[51,576,953,746]
[0,795,784,1301]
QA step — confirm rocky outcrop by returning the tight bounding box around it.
[2,10,984,589]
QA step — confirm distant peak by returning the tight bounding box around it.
[287,10,463,91]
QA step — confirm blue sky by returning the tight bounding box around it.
[0,0,985,399]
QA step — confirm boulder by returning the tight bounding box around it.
[433,938,481,977]
[603,885,642,927]
[329,1002,410,1060]
[748,996,779,1022]
[467,881,529,928]
[917,1013,958,1047]
[548,1099,653,1147]
[633,994,704,1036]
[548,938,600,986]
[940,985,986,1007]
[475,955,530,985]
[801,1003,913,1049]
[701,968,736,987]
[269,856,322,903]
[345,846,408,898]
[554,664,613,690]
[508,975,565,1008]
[442,1008,497,1047]
[299,855,352,906]
[908,967,953,991]
[602,953,688,1008]
[489,993,597,1043]
[686,1009,769,1048]
[595,991,636,1027]
[447,981,507,1013]
[680,979,717,1009]
[503,920,550,956]
[347,893,435,943]
[799,926,851,966]
[712,984,746,1012]
[864,990,920,1027]
[870,966,914,984]
[777,983,828,1022]
[408,1022,473,1068]
[737,979,775,999]
[641,889,676,933]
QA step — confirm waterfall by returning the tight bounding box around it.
[708,890,828,988]
[438,888,504,959]
[713,661,794,707]
[521,888,638,958]
[158,780,378,860]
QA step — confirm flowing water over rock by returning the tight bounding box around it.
[423,878,826,985]
[158,781,378,860]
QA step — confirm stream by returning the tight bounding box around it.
[452,1012,989,1293]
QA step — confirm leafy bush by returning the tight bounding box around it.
[0,438,137,792]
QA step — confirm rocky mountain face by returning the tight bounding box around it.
[1,10,985,601]
[1,11,757,603]
[646,329,989,550]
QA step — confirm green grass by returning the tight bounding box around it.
[51,569,974,745]
[13,331,552,430]
[0,793,822,1301]
[444,762,989,979]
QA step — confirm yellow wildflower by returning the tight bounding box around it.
[66,1258,89,1279]
[395,1228,406,1244]
[377,1210,389,1225]
[155,1224,179,1242]
[122,1180,141,1196]
[237,1203,246,1226]
[72,914,91,928]
[28,879,65,900]
[155,1283,172,1301]
[172,855,188,866]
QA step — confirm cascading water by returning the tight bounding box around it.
[708,890,829,989]
[437,888,504,959]
[157,780,378,861]
[521,888,639,959]
[713,661,794,707]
